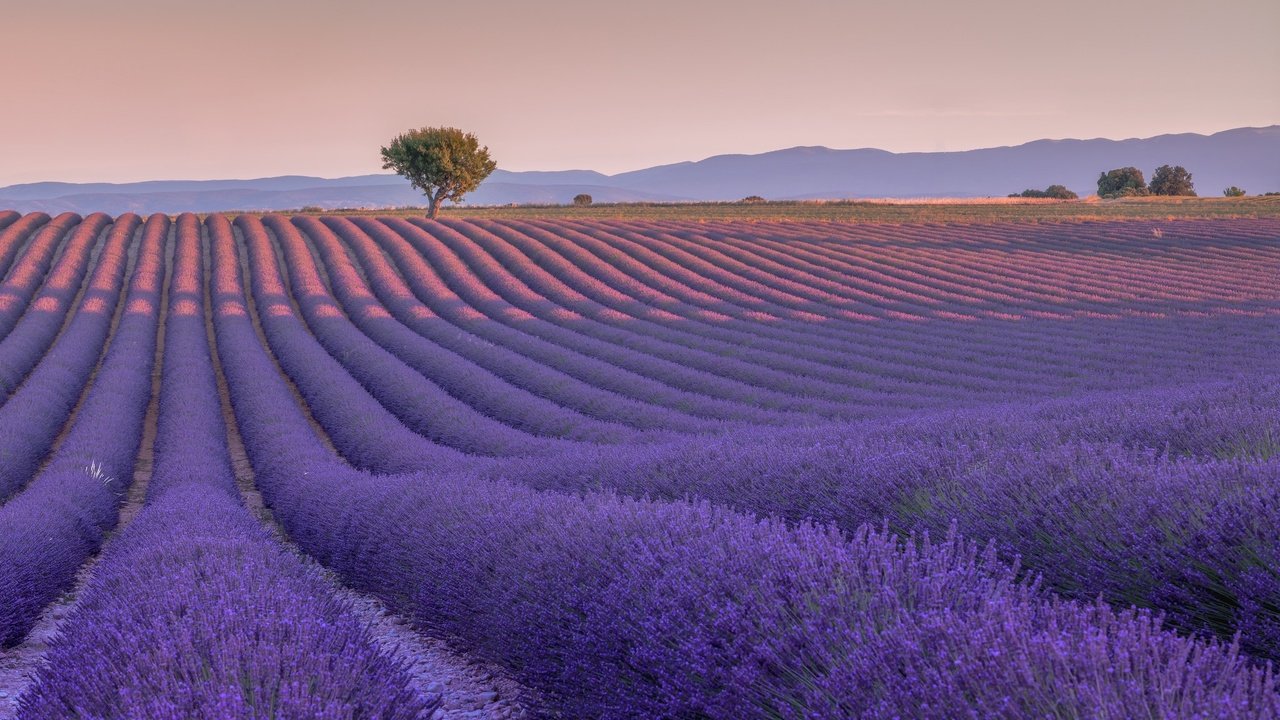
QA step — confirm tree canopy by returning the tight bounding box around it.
[1149,165,1196,196]
[381,127,496,218]
[1097,167,1148,199]
[1010,184,1078,200]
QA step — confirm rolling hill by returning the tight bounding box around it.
[1,126,1275,213]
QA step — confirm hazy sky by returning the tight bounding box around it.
[1,0,1276,184]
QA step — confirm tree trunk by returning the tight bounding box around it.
[426,194,439,219]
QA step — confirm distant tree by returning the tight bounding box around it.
[1097,167,1148,198]
[741,195,767,204]
[1149,165,1196,196]
[573,193,593,206]
[1012,185,1078,199]
[1223,186,1247,197]
[380,126,496,218]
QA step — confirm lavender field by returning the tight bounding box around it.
[0,209,1277,718]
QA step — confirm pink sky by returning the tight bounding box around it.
[1,0,1276,184]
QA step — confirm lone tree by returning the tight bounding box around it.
[381,126,496,218]
[573,193,593,206]
[1224,186,1247,197]
[1097,167,1148,198]
[1149,165,1196,196]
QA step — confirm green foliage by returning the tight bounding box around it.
[1223,186,1247,198]
[1011,185,1079,200]
[380,127,496,218]
[1149,165,1196,197]
[573,193,593,206]
[741,195,767,204]
[1097,167,1148,199]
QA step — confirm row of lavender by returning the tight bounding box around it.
[1,214,433,717]
[213,214,1277,716]
[258,213,1280,657]
[0,211,1275,716]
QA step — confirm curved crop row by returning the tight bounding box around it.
[0,213,165,647]
[414,219,900,413]
[300,216,1280,656]
[260,214,566,456]
[321,216,722,431]
[576,219,1260,387]
[229,215,461,473]
[0,214,134,502]
[0,211,1275,717]
[480,218,999,393]
[0,212,116,400]
[293,215,662,442]
[0,213,81,342]
[350,217,804,422]
[0,212,50,282]
[206,213,1280,719]
[493,374,1280,657]
[19,214,434,719]
[566,218,1269,372]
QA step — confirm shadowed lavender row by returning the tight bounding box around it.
[0,212,1274,717]
[0,214,81,345]
[290,214,666,443]
[492,375,1280,657]
[320,215,728,431]
[273,214,1280,656]
[0,213,160,648]
[275,214,1280,656]
[0,213,113,400]
[260,214,573,456]
[0,213,51,286]
[0,214,127,503]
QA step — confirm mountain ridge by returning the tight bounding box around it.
[2,126,1275,213]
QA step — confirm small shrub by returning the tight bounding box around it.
[573,194,593,206]
[741,195,766,204]
[1223,186,1247,197]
